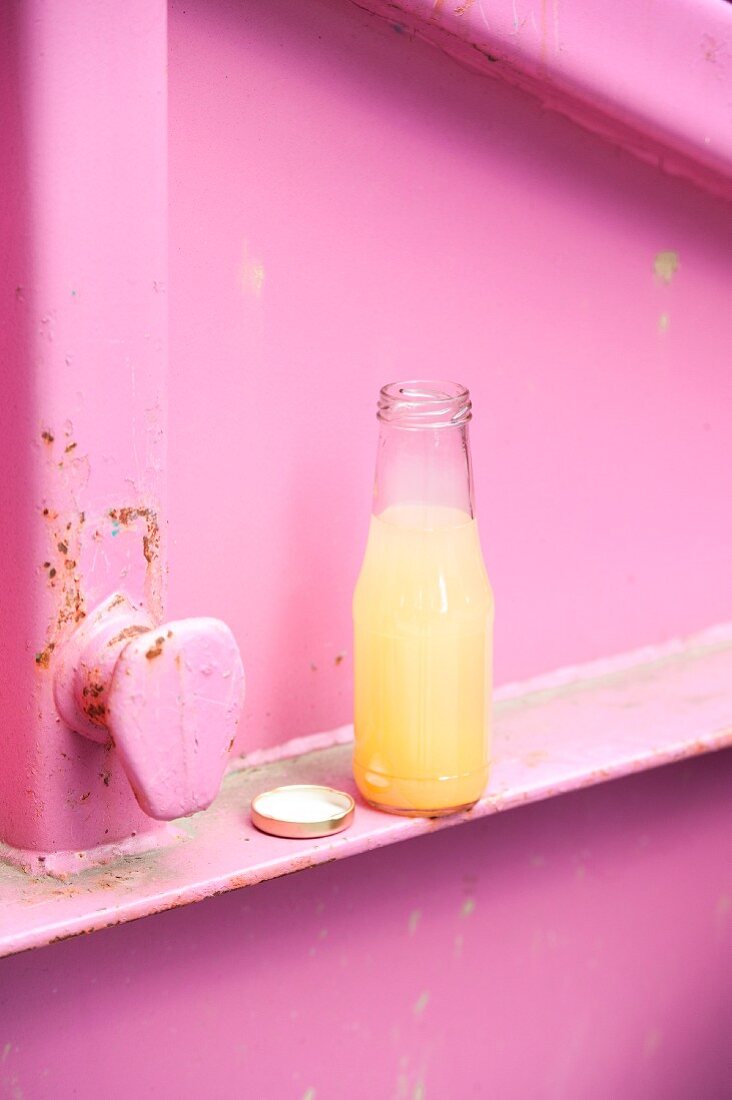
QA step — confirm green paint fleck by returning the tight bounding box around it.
[654,251,679,283]
[2,1042,11,1063]
[413,991,430,1017]
[460,897,476,918]
[408,909,422,936]
[658,313,670,334]
[302,1089,316,1100]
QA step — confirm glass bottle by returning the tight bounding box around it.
[353,381,494,816]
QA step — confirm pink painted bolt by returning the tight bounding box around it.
[54,593,245,820]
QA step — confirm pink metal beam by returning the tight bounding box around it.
[353,0,732,193]
[0,1,168,853]
[1,624,730,958]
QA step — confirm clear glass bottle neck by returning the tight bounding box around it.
[372,382,475,521]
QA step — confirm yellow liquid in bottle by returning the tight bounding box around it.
[353,504,493,816]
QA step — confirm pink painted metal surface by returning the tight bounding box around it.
[0,0,169,853]
[355,0,732,192]
[1,1,732,1095]
[54,593,245,823]
[1,624,730,957]
[110,615,244,820]
[168,0,732,764]
[3,0,732,861]
[1,749,731,1098]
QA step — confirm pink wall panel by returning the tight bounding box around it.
[2,751,731,1098]
[168,0,732,758]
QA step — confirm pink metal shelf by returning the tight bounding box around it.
[1,623,731,959]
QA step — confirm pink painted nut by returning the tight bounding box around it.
[54,593,245,820]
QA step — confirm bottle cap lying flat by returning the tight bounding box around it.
[250,784,355,839]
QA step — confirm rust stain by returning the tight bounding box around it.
[36,508,87,668]
[41,430,54,444]
[108,506,160,566]
[107,624,148,648]
[455,0,475,12]
[146,636,166,660]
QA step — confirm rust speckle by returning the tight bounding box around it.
[34,644,55,669]
[228,737,235,751]
[64,442,77,453]
[100,771,111,787]
[108,594,126,611]
[80,791,91,802]
[146,636,165,660]
[57,541,68,555]
[86,703,107,720]
[41,430,54,444]
[49,567,57,578]
[335,651,347,666]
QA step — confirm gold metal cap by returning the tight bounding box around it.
[250,784,356,839]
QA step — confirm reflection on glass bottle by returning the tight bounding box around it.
[353,381,494,817]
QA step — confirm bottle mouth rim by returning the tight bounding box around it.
[378,380,472,428]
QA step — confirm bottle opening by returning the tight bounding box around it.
[378,380,472,428]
